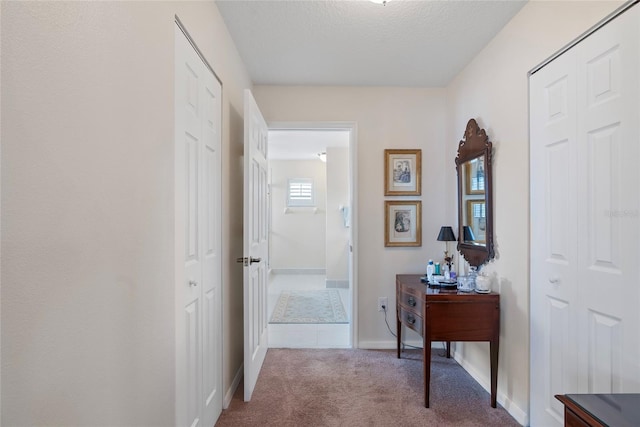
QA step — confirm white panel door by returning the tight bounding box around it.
[530,5,639,426]
[530,51,579,427]
[243,89,269,401]
[575,6,639,395]
[175,24,223,427]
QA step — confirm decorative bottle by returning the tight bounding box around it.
[426,260,434,282]
[468,266,478,290]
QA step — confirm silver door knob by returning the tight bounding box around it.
[549,277,560,284]
[236,257,262,266]
[189,279,198,287]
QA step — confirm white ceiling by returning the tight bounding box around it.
[268,129,350,160]
[216,0,528,87]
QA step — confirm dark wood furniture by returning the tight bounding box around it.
[555,394,640,427]
[396,274,500,408]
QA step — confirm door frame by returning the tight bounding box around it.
[267,121,358,348]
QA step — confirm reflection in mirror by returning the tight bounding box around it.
[461,155,487,246]
[456,119,494,267]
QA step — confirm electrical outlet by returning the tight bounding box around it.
[378,297,388,312]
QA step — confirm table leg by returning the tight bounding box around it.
[446,341,451,358]
[424,337,431,408]
[397,309,402,359]
[490,339,499,408]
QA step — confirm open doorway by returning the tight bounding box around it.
[266,125,356,348]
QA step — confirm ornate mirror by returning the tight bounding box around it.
[456,119,494,267]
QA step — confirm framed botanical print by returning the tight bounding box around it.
[384,200,422,247]
[384,149,421,196]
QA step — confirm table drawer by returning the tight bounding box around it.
[398,287,424,315]
[399,306,423,335]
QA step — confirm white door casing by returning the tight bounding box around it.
[530,6,639,426]
[243,89,269,401]
[175,23,223,427]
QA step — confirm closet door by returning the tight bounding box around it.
[530,51,579,427]
[175,23,223,427]
[574,6,639,395]
[530,5,640,426]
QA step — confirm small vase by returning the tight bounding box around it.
[475,274,491,294]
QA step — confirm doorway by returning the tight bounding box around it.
[266,124,357,348]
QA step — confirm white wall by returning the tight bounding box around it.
[445,1,623,424]
[326,147,350,283]
[254,86,448,346]
[270,160,327,270]
[1,1,251,424]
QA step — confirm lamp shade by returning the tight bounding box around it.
[463,226,476,242]
[437,226,456,242]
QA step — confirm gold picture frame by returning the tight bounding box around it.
[385,200,422,247]
[384,149,422,196]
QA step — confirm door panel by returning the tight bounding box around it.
[530,6,640,426]
[576,6,639,394]
[530,47,578,427]
[243,90,269,401]
[175,23,222,427]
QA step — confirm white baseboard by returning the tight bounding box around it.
[223,363,243,409]
[357,340,442,350]
[453,351,528,426]
[270,268,326,275]
[325,279,349,288]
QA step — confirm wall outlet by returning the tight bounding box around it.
[378,297,388,312]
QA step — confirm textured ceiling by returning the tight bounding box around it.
[216,0,527,87]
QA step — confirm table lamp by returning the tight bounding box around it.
[437,226,456,266]
[463,226,476,242]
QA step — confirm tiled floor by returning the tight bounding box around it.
[267,272,351,348]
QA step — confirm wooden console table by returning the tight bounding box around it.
[556,394,640,427]
[396,274,500,408]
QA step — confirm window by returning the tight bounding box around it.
[287,178,314,207]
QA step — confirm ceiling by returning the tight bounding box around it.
[268,129,350,160]
[216,0,528,87]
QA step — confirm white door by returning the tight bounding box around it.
[242,89,269,401]
[530,49,580,427]
[530,6,639,426]
[175,23,223,427]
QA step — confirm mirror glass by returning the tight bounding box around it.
[461,156,486,246]
[456,119,494,267]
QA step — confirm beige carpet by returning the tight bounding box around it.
[215,348,519,427]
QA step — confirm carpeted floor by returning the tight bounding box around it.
[215,348,519,427]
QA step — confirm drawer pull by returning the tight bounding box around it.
[407,296,416,307]
[406,314,416,325]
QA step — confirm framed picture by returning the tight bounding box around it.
[385,200,422,247]
[464,156,485,195]
[384,149,421,196]
[466,200,487,243]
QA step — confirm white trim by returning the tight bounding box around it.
[223,363,244,409]
[325,279,349,289]
[271,268,326,275]
[453,350,528,426]
[268,121,358,349]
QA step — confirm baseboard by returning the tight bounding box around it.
[223,363,244,409]
[325,279,349,288]
[453,351,528,426]
[270,268,326,275]
[357,340,442,350]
